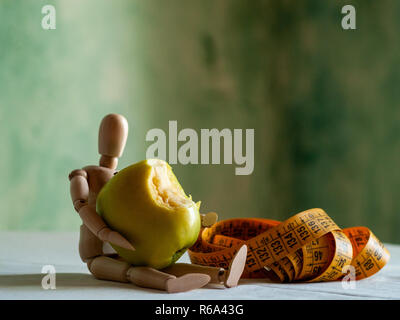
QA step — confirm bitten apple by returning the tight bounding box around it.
[96,159,201,269]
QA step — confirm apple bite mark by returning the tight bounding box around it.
[149,159,194,210]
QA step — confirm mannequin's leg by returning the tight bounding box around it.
[87,256,131,283]
[87,256,210,293]
[163,245,248,288]
[127,267,210,293]
[80,222,210,293]
[78,224,103,263]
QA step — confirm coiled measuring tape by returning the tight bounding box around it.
[188,208,390,282]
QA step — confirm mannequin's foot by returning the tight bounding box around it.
[166,273,211,293]
[224,245,247,288]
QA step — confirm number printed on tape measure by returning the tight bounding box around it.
[189,208,390,283]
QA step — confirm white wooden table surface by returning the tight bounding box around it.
[0,232,399,300]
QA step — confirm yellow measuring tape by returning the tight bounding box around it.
[188,208,390,282]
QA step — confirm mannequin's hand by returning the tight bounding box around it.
[98,227,135,251]
[201,212,218,227]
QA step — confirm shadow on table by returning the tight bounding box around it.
[0,273,164,293]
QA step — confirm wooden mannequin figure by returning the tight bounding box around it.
[68,114,248,293]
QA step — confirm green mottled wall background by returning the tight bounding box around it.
[1,0,399,243]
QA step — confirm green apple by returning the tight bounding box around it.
[96,159,201,269]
